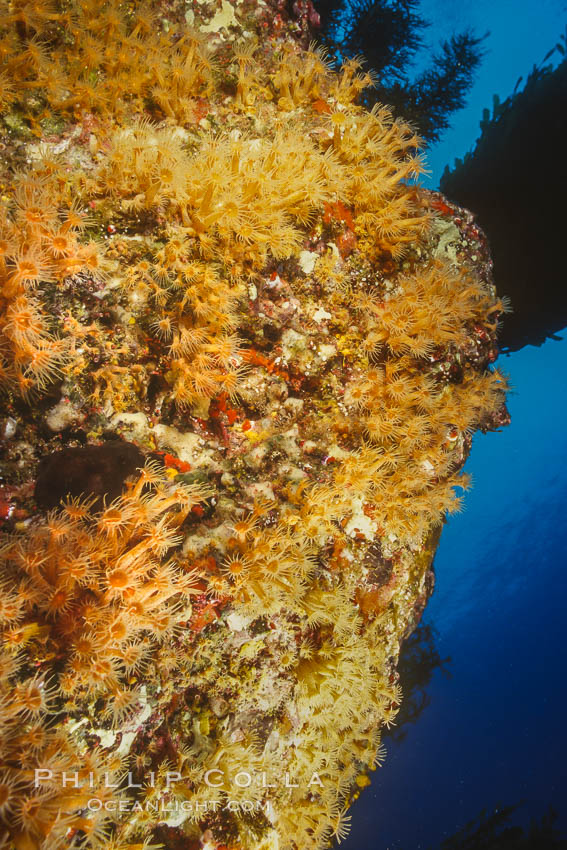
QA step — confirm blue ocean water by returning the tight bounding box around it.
[343,337,567,848]
[340,2,567,847]
[416,0,567,187]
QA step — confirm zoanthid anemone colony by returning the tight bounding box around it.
[0,1,510,848]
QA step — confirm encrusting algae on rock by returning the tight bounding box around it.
[0,1,510,848]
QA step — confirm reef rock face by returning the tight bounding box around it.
[0,2,509,849]
[440,58,567,351]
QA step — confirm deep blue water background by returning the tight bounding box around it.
[343,338,567,849]
[340,2,567,847]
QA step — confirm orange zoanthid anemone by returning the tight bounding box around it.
[0,2,510,849]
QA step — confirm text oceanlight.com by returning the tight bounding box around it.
[87,798,272,815]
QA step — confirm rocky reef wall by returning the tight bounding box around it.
[0,2,509,848]
[441,57,567,351]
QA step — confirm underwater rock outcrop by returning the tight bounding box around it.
[0,2,509,849]
[441,55,567,351]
